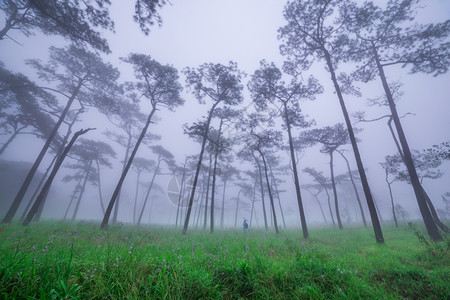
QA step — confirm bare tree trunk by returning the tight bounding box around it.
[101,107,156,229]
[210,150,219,233]
[20,154,57,221]
[259,151,279,234]
[385,173,398,227]
[36,107,84,221]
[22,128,92,225]
[336,150,367,227]
[249,178,257,228]
[268,163,286,229]
[203,154,212,229]
[133,170,141,224]
[284,103,308,237]
[113,134,132,225]
[175,162,187,228]
[183,101,220,234]
[372,44,441,241]
[305,188,328,224]
[0,130,21,155]
[329,151,343,229]
[3,79,84,224]
[255,156,268,230]
[137,158,160,225]
[72,161,92,221]
[324,49,383,243]
[234,189,242,228]
[64,177,82,221]
[220,179,227,229]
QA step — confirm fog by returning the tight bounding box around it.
[0,0,449,231]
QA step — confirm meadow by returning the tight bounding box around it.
[0,221,448,299]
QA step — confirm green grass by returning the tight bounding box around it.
[0,222,448,299]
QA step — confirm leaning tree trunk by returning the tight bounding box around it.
[64,177,82,221]
[306,189,328,224]
[336,150,367,227]
[35,107,84,222]
[22,128,92,225]
[72,162,92,221]
[113,134,132,225]
[284,104,308,237]
[101,107,157,229]
[137,159,161,225]
[388,117,448,233]
[20,154,57,221]
[0,128,22,155]
[259,150,279,234]
[323,49,384,243]
[183,101,220,234]
[372,44,441,241]
[329,150,343,229]
[3,79,84,224]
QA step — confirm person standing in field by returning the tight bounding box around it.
[243,218,249,233]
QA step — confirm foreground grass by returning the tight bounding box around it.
[0,222,448,299]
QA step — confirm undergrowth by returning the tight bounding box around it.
[0,221,448,299]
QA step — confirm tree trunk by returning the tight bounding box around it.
[95,160,106,215]
[35,107,84,221]
[234,189,242,228]
[255,155,268,230]
[133,170,141,224]
[203,154,212,229]
[0,4,19,40]
[183,101,220,234]
[323,49,384,243]
[220,179,227,229]
[137,158,160,225]
[72,161,92,221]
[20,154,57,221]
[385,173,398,227]
[101,107,156,229]
[284,103,308,237]
[0,129,21,155]
[210,149,219,233]
[64,177,82,221]
[259,150,279,234]
[388,117,448,232]
[268,163,286,229]
[329,151,343,229]
[113,134,133,225]
[175,161,187,227]
[305,188,327,224]
[250,179,257,227]
[22,128,91,225]
[3,79,84,224]
[372,44,441,241]
[336,150,367,227]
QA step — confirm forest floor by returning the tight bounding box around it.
[0,221,448,299]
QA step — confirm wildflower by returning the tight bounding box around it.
[321,275,324,278]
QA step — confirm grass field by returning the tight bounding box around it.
[0,221,448,299]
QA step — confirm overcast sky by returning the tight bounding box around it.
[1,0,449,225]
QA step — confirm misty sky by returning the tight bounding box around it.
[0,0,449,226]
